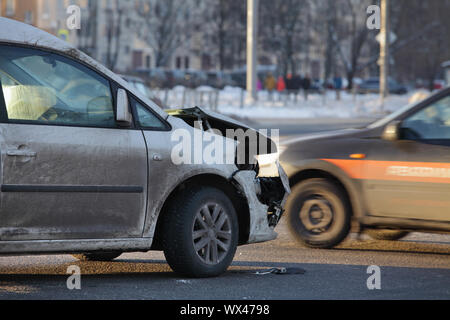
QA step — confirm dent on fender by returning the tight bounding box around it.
[232,171,279,244]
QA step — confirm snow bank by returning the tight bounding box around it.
[153,85,431,120]
[217,89,418,120]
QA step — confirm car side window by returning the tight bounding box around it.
[0,45,115,127]
[402,95,450,140]
[132,98,167,130]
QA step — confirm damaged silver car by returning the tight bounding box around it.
[0,18,289,277]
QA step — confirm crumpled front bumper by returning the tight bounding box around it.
[232,163,291,244]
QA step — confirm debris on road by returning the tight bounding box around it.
[235,267,306,275]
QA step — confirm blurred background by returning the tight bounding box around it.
[1,0,449,118]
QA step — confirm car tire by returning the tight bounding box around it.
[72,252,122,262]
[286,179,351,249]
[366,229,409,241]
[161,186,239,278]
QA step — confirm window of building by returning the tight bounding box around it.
[42,0,50,19]
[24,11,33,24]
[6,0,15,16]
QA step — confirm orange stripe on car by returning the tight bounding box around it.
[322,159,450,184]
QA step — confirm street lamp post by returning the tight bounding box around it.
[246,0,259,102]
[379,0,390,110]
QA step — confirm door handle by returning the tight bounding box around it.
[6,149,37,157]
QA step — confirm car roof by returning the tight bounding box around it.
[0,17,73,52]
[119,74,145,83]
[0,17,168,119]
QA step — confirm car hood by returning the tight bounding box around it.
[282,128,368,147]
[279,127,380,167]
[167,107,252,131]
[167,107,278,155]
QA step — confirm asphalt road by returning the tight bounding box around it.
[0,219,449,300]
[0,118,449,300]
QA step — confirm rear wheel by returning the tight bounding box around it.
[286,179,351,249]
[366,229,409,241]
[161,186,239,278]
[72,252,122,262]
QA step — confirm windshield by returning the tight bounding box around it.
[367,101,419,129]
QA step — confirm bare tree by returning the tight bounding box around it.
[312,0,339,82]
[214,0,229,71]
[259,0,311,76]
[205,0,247,70]
[136,0,191,68]
[391,0,450,90]
[104,0,125,70]
[328,0,374,89]
[76,0,98,58]
[193,0,246,70]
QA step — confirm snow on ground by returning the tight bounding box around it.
[217,87,425,120]
[153,86,430,120]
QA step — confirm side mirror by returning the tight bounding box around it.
[116,88,132,126]
[382,121,401,141]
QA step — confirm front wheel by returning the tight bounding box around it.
[286,179,351,249]
[161,186,239,278]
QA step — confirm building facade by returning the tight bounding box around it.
[1,0,370,80]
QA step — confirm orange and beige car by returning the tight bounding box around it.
[280,87,450,248]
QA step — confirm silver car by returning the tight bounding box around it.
[0,18,289,277]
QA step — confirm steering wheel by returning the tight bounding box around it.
[38,108,57,121]
[38,107,59,122]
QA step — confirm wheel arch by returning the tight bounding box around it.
[151,173,251,250]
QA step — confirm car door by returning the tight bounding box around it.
[364,94,450,221]
[0,45,148,241]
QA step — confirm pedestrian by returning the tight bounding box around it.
[277,76,286,92]
[285,73,293,89]
[264,72,276,101]
[291,74,302,102]
[257,78,263,91]
[334,75,343,100]
[302,74,311,101]
[285,73,293,101]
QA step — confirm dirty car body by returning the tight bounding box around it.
[0,18,289,277]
